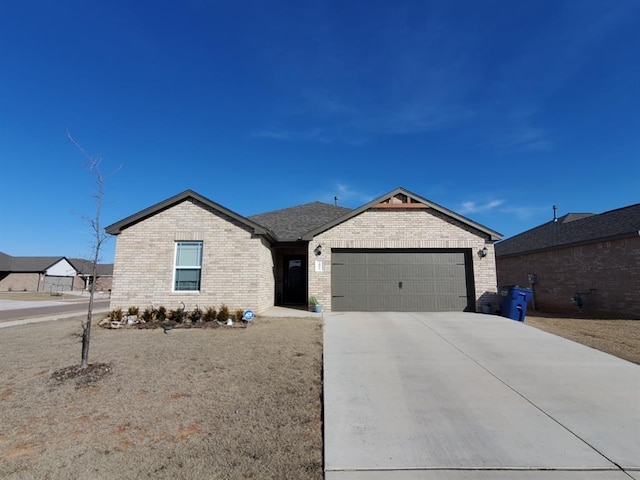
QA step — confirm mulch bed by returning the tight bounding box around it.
[50,362,113,388]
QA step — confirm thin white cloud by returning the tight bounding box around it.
[251,2,637,147]
[459,199,504,214]
[253,128,333,144]
[253,130,292,141]
[487,125,554,152]
[500,205,551,221]
[313,182,375,207]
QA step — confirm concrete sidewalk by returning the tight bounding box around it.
[324,312,640,479]
[260,305,322,318]
[0,308,111,328]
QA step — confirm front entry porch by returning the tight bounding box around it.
[273,245,308,308]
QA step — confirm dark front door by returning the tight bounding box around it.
[283,255,307,304]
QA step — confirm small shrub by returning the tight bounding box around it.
[109,308,123,322]
[156,306,167,322]
[217,304,229,323]
[203,306,217,322]
[141,306,156,323]
[127,306,139,317]
[235,309,244,322]
[168,308,185,323]
[190,305,203,323]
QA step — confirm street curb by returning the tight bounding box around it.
[0,309,111,329]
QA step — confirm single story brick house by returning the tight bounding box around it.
[495,203,640,319]
[68,258,114,293]
[105,187,502,314]
[0,252,113,293]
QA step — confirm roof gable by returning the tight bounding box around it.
[249,202,351,241]
[496,202,640,257]
[0,252,113,275]
[45,258,78,276]
[69,258,114,276]
[105,190,274,240]
[105,187,503,244]
[0,252,12,271]
[301,187,503,241]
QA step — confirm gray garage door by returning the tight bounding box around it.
[42,275,74,293]
[331,249,472,312]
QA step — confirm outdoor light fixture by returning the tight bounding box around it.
[478,246,488,258]
[314,244,323,256]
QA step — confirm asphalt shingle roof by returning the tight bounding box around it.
[495,203,640,257]
[8,256,66,272]
[69,258,114,276]
[249,202,352,241]
[0,252,13,271]
[0,253,113,275]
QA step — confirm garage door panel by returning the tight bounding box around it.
[369,281,400,295]
[367,295,402,311]
[42,275,74,292]
[332,250,471,312]
[341,282,368,296]
[367,265,393,278]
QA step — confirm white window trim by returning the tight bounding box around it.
[173,241,203,293]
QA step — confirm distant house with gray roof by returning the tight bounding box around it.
[106,187,502,314]
[0,252,113,293]
[495,203,640,318]
[68,258,114,292]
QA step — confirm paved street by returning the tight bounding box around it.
[0,299,111,327]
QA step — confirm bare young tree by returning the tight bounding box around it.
[67,131,120,369]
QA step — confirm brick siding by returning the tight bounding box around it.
[110,199,274,314]
[496,237,640,319]
[308,208,498,312]
[73,275,113,293]
[0,273,40,292]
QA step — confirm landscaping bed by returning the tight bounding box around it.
[0,315,323,479]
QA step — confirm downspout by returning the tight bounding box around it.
[528,273,537,311]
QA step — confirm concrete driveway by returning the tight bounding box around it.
[323,312,640,479]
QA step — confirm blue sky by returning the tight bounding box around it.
[1,0,639,263]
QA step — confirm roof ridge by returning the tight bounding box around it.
[598,202,640,215]
[559,212,594,223]
[249,200,350,217]
[496,201,640,256]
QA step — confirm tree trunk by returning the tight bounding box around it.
[81,243,99,369]
[68,130,118,370]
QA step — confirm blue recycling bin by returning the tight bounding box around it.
[499,285,533,322]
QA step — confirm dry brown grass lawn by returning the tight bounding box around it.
[0,292,87,302]
[525,312,640,365]
[0,316,323,480]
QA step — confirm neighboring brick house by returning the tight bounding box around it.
[105,187,502,314]
[495,203,640,319]
[68,259,114,293]
[0,252,113,293]
[0,253,78,292]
